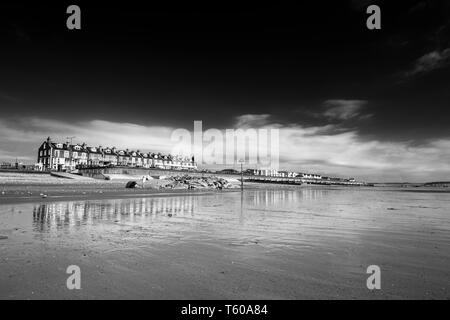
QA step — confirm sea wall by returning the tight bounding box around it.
[79,167,243,180]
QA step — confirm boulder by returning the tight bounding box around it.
[125,181,138,188]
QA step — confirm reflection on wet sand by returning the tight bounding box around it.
[32,196,196,232]
[31,189,327,233]
[251,188,325,206]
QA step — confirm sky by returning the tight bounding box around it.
[0,1,449,182]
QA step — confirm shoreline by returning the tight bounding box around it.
[0,183,243,205]
[0,171,244,204]
[2,181,450,205]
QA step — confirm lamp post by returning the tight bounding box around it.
[238,159,244,191]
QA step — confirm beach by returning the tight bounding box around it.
[0,172,240,204]
[1,173,450,299]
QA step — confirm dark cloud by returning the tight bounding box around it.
[403,48,450,77]
[0,90,19,103]
[322,100,368,121]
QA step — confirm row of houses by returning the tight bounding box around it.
[252,169,356,182]
[0,162,13,169]
[36,137,197,171]
[252,169,322,179]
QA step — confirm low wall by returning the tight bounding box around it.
[78,167,370,186]
[0,169,49,174]
[79,167,243,180]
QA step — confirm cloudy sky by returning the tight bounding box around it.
[0,2,449,182]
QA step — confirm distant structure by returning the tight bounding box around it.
[36,137,197,171]
[250,169,360,185]
[253,169,321,179]
[0,162,13,169]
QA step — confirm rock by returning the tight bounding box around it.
[172,183,188,190]
[162,175,238,190]
[0,235,8,240]
[125,181,138,188]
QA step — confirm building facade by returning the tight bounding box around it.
[37,137,197,171]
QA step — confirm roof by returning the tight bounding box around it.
[102,148,118,155]
[117,150,131,157]
[50,142,69,150]
[70,144,89,153]
[86,146,102,154]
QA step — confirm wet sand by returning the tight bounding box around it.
[0,172,239,204]
[0,183,236,204]
[1,182,450,299]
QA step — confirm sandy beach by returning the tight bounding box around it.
[0,172,240,204]
[1,173,450,299]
